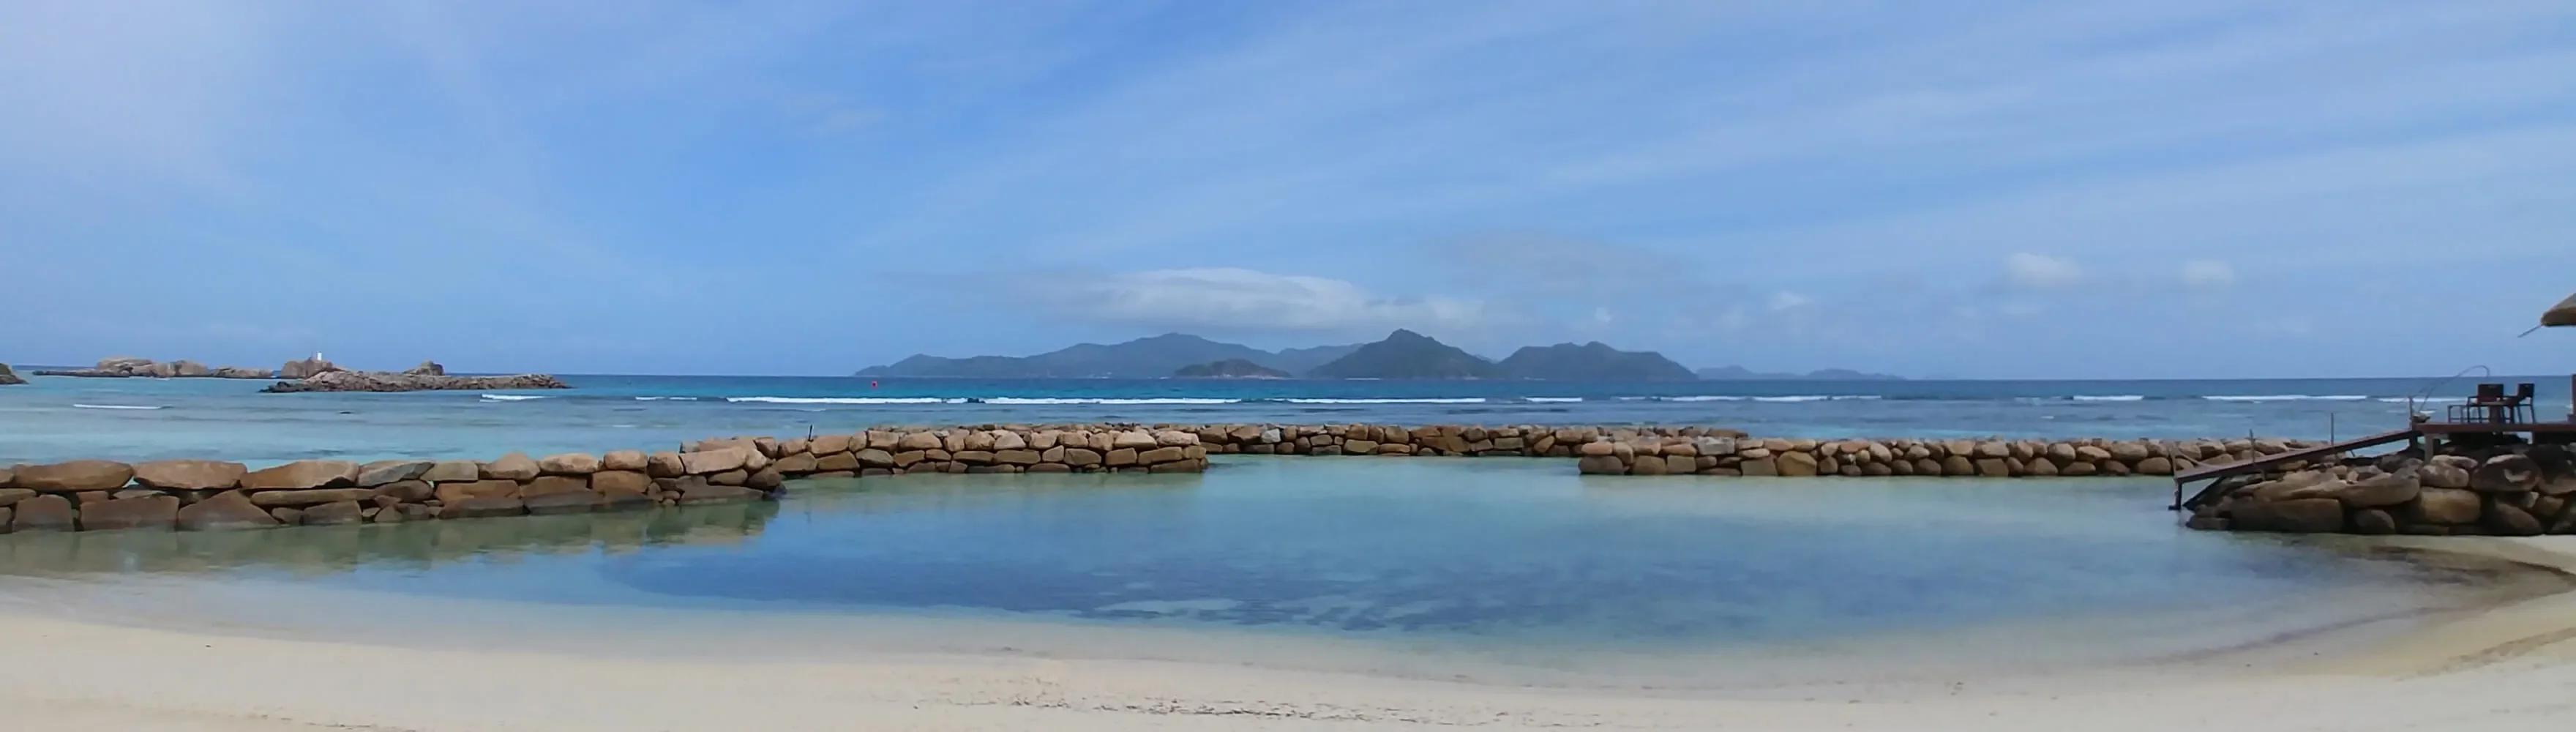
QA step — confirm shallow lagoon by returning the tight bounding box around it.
[0,458,2556,686]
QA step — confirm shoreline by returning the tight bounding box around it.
[4,534,2576,729]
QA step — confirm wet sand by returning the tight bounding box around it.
[3,537,2575,730]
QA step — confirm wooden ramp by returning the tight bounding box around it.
[2171,428,2418,510]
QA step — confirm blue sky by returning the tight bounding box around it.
[4,1,2573,378]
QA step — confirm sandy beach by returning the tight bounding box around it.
[0,537,2568,731]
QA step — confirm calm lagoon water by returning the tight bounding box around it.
[0,457,2548,684]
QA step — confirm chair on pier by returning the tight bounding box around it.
[2452,384,2503,424]
[2449,383,2536,425]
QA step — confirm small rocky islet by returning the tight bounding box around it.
[1172,359,1292,378]
[259,357,569,393]
[32,356,276,379]
[0,354,566,393]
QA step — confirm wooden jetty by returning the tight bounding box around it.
[2171,377,2575,511]
[2171,428,2419,511]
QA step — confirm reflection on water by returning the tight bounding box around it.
[0,458,2558,653]
[0,501,781,577]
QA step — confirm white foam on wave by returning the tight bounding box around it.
[1624,395,1882,403]
[634,396,700,401]
[479,394,547,401]
[2201,395,2368,402]
[984,397,1240,406]
[1523,397,1584,403]
[1281,397,1487,404]
[2378,397,2465,403]
[725,396,959,405]
[72,403,164,410]
[2073,395,2146,402]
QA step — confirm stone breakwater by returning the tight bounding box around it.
[0,441,791,534]
[0,423,2321,534]
[2188,444,2576,537]
[1563,433,2321,478]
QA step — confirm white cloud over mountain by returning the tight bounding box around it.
[1053,268,1486,337]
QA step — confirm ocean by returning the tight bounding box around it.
[0,373,2562,465]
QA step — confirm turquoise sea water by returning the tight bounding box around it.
[1,373,2563,464]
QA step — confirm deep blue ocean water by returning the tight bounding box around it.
[0,373,2564,464]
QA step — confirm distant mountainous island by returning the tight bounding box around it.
[1308,329,1502,379]
[1695,365,1905,381]
[856,330,1888,381]
[855,333,1357,379]
[1172,359,1291,378]
[1497,342,1696,381]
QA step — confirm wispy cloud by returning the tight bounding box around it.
[2180,260,2237,288]
[2003,253,2085,289]
[1,1,2571,377]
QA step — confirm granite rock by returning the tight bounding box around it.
[15,460,135,493]
[241,460,361,490]
[177,490,280,530]
[10,494,76,531]
[132,460,246,490]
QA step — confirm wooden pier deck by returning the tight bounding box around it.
[2416,421,2576,437]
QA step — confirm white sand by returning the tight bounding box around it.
[7,538,2576,731]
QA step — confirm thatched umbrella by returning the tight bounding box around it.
[2539,292,2576,422]
[2547,292,2576,328]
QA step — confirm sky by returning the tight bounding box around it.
[4,1,2573,378]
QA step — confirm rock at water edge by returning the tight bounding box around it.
[178,491,282,530]
[11,494,75,531]
[79,496,179,531]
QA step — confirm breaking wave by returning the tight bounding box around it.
[724,396,962,405]
[1278,397,1488,404]
[984,397,1240,405]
